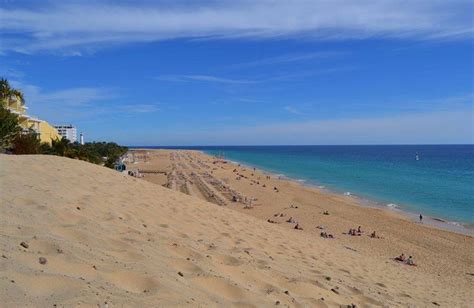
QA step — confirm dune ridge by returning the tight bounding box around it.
[0,154,472,307]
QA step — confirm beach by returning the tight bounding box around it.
[129,149,474,298]
[1,153,473,306]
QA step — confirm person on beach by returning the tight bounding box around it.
[419,213,423,223]
[406,256,416,266]
[370,231,383,239]
[349,229,358,236]
[395,253,406,262]
[357,226,362,233]
[294,224,303,230]
[320,231,334,239]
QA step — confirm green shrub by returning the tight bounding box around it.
[0,104,21,152]
[12,132,41,154]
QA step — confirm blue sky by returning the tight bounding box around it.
[1,0,473,145]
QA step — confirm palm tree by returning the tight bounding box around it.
[11,89,25,104]
[0,78,25,105]
[0,78,11,100]
[51,137,72,157]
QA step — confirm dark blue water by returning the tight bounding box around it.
[134,145,474,225]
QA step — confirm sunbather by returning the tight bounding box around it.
[294,224,303,230]
[406,256,416,266]
[395,253,406,262]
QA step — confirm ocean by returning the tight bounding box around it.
[136,145,474,227]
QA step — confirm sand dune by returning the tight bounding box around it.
[1,154,472,307]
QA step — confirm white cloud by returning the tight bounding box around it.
[155,75,256,84]
[284,106,303,115]
[155,67,353,85]
[118,104,160,113]
[0,0,472,54]
[7,81,115,123]
[146,108,474,145]
[10,81,114,106]
[228,51,345,69]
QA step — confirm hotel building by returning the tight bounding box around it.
[54,125,78,143]
[1,94,61,144]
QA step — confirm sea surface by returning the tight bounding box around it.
[135,145,474,227]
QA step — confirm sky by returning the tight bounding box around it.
[0,0,473,145]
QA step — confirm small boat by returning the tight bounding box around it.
[415,152,420,161]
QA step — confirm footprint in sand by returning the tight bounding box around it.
[191,276,246,301]
[101,271,159,294]
[214,254,243,267]
[170,259,204,274]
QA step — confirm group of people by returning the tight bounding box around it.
[370,231,382,239]
[395,253,416,266]
[316,225,334,238]
[320,231,334,238]
[348,226,363,236]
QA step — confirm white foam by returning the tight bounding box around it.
[447,221,462,227]
[386,203,398,208]
[343,192,351,196]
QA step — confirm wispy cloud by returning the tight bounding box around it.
[228,51,345,69]
[236,98,265,103]
[0,0,472,54]
[153,109,474,146]
[10,81,114,106]
[284,106,303,115]
[8,80,159,123]
[155,75,256,84]
[156,66,353,85]
[117,104,160,113]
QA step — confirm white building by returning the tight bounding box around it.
[54,125,77,143]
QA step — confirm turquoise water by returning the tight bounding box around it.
[139,145,474,226]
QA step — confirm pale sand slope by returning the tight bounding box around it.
[0,155,471,307]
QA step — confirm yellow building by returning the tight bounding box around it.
[1,94,61,144]
[38,121,61,144]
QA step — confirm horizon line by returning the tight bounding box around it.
[127,143,474,147]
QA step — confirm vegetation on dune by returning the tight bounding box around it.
[39,139,128,167]
[0,104,22,151]
[11,129,41,154]
[1,78,128,168]
[0,78,14,100]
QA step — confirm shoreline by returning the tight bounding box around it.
[199,150,473,236]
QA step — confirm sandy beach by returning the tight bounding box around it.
[1,153,473,307]
[129,149,474,302]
